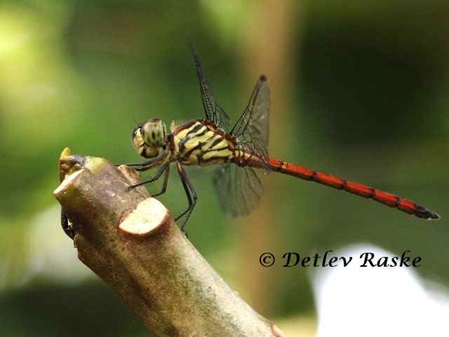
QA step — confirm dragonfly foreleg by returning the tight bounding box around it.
[175,162,198,232]
[125,160,160,172]
[125,151,166,171]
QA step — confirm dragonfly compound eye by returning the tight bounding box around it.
[131,126,145,156]
[132,119,167,158]
[142,119,167,146]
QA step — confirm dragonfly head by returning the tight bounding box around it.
[132,118,168,158]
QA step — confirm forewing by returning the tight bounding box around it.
[231,76,270,162]
[212,164,263,218]
[190,43,231,130]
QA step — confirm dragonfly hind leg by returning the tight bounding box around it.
[175,162,198,233]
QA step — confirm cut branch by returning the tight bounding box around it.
[53,148,284,337]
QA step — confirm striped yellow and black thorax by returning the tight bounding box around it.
[170,119,239,166]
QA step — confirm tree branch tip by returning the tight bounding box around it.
[119,198,169,235]
[53,169,83,196]
[60,147,72,161]
[58,147,87,183]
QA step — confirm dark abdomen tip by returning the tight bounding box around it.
[416,205,440,220]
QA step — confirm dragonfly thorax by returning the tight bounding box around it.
[132,118,168,158]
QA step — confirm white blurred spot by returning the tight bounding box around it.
[311,244,449,337]
[25,205,93,285]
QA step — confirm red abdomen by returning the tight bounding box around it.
[265,157,439,220]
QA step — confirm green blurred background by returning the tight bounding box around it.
[0,0,447,336]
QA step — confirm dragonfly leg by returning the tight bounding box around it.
[61,208,74,239]
[124,160,160,172]
[152,164,170,197]
[125,151,166,171]
[129,163,170,192]
[175,162,198,233]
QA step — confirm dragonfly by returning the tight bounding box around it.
[127,45,440,231]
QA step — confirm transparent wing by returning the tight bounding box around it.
[231,76,270,164]
[212,164,263,217]
[190,43,231,131]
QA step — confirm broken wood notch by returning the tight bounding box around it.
[53,148,284,337]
